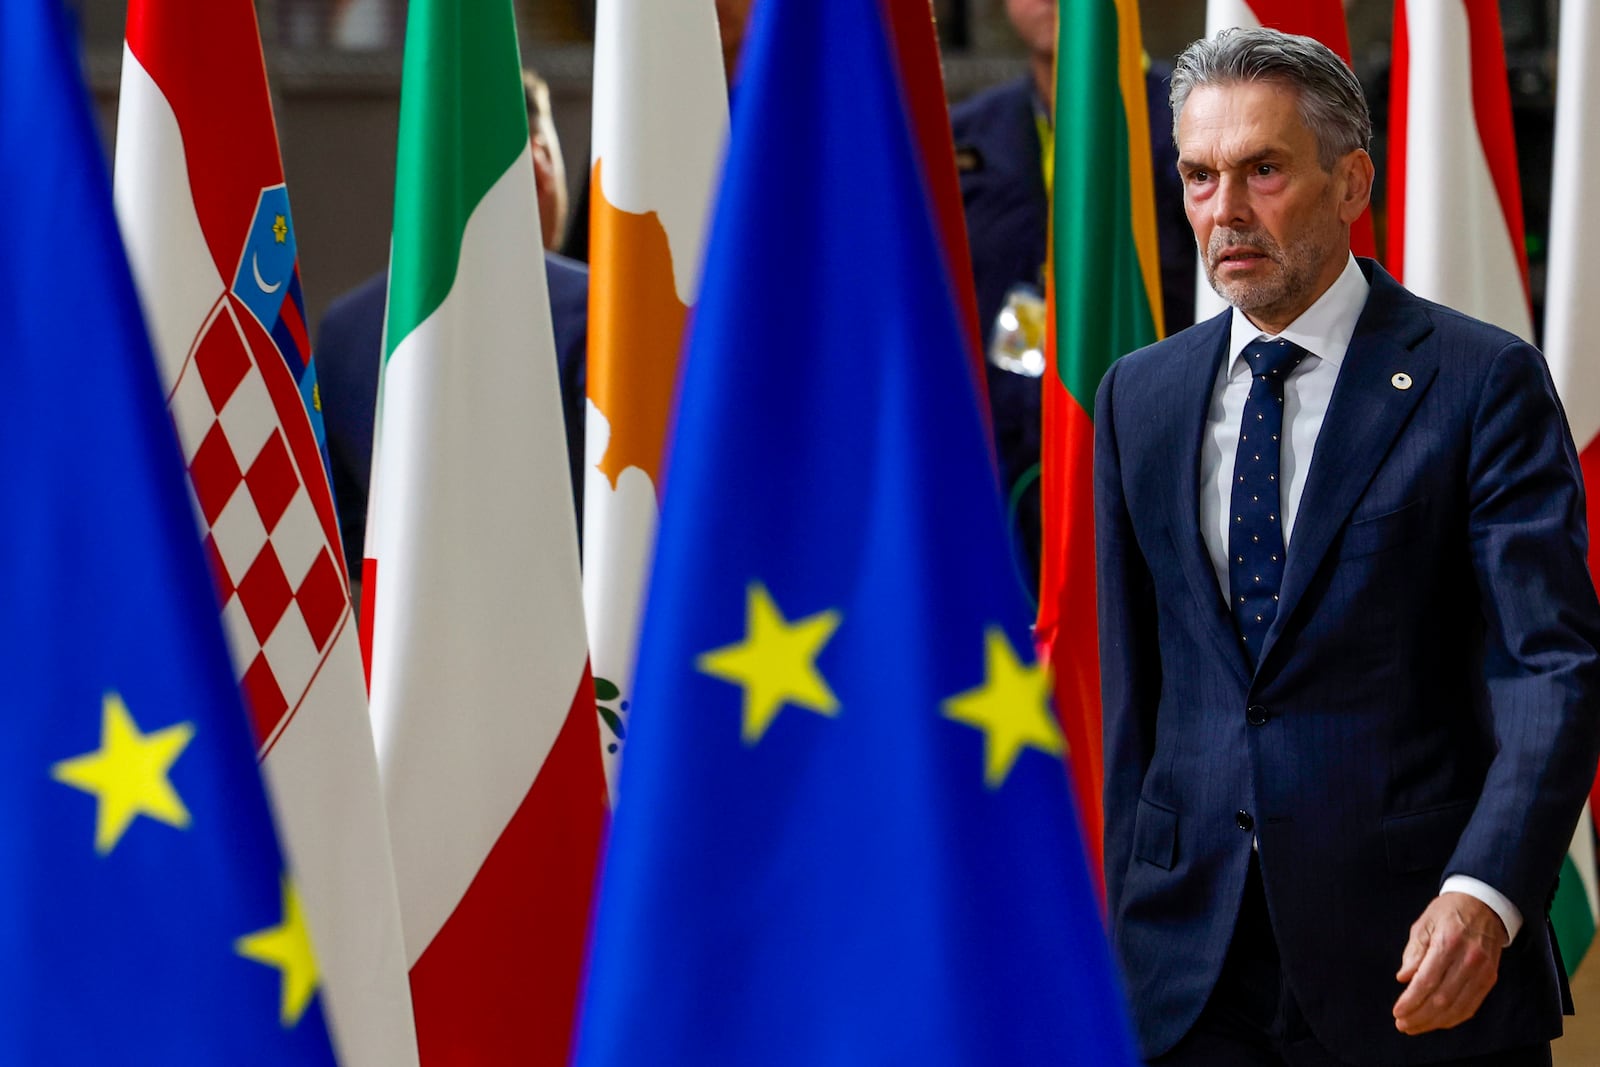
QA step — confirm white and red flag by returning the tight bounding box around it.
[1543,0,1600,971]
[112,3,417,1063]
[363,0,607,1058]
[1388,0,1533,341]
[1196,0,1375,322]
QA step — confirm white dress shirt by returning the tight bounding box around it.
[1198,255,1522,943]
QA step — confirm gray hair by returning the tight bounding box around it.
[1170,27,1372,170]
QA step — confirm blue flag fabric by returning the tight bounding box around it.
[573,0,1140,1062]
[0,3,338,1062]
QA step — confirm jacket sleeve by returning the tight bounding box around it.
[1447,338,1600,927]
[1096,359,1164,918]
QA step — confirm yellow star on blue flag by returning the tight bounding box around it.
[0,3,336,1059]
[697,582,841,743]
[943,627,1062,788]
[574,0,1139,1059]
[52,692,195,854]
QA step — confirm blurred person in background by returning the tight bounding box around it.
[951,0,1190,590]
[315,68,589,602]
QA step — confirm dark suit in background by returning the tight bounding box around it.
[313,252,589,580]
[952,70,1191,589]
[1098,261,1600,1064]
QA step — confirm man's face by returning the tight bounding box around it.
[1005,0,1056,60]
[1176,80,1369,331]
[531,107,568,252]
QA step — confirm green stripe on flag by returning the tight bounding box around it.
[1553,851,1596,975]
[1052,0,1158,412]
[385,0,529,359]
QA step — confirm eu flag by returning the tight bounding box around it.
[573,0,1140,1061]
[0,3,337,1061]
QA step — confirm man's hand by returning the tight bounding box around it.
[1393,892,1507,1034]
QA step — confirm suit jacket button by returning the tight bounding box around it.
[1247,704,1269,726]
[1236,810,1254,832]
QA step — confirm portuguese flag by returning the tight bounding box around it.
[363,0,605,1060]
[1035,0,1164,886]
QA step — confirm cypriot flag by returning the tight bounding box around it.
[113,2,417,1063]
[363,0,606,1059]
[586,0,730,795]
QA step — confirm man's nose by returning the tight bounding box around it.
[1212,173,1253,228]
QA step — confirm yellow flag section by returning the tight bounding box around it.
[585,0,730,796]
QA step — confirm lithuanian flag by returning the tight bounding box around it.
[1035,0,1164,886]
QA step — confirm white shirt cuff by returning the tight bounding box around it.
[1441,875,1523,945]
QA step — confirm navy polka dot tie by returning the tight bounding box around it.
[1230,338,1307,663]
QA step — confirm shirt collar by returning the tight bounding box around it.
[1226,255,1370,377]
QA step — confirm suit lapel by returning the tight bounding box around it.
[1168,312,1253,685]
[1258,267,1437,669]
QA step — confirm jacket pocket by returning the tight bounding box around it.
[1382,799,1475,874]
[1133,797,1179,870]
[1339,497,1425,560]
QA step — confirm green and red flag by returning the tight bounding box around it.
[1035,0,1164,887]
[363,0,606,1059]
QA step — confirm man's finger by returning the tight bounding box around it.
[1394,926,1499,1034]
[1395,921,1430,983]
[1392,929,1453,1023]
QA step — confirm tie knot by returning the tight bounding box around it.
[1243,338,1307,380]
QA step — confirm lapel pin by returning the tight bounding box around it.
[1391,372,1413,391]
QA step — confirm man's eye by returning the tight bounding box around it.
[1255,164,1276,176]
[1188,170,1211,184]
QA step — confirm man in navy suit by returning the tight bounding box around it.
[315,70,588,593]
[1097,28,1600,1065]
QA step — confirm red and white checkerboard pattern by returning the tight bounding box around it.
[169,301,349,748]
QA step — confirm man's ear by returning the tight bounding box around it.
[1336,149,1376,225]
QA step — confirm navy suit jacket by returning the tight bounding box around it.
[313,252,589,578]
[1096,260,1600,1063]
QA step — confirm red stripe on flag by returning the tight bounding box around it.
[358,558,376,691]
[1242,0,1376,259]
[1245,0,1354,59]
[881,0,990,426]
[1581,439,1600,818]
[408,670,607,1065]
[1036,357,1104,890]
[124,2,286,280]
[1388,0,1412,277]
[1463,0,1531,304]
[280,286,313,366]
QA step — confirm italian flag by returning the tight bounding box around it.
[364,0,606,1059]
[1035,0,1163,885]
[1195,0,1375,322]
[1543,0,1600,975]
[584,0,728,796]
[113,2,416,1061]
